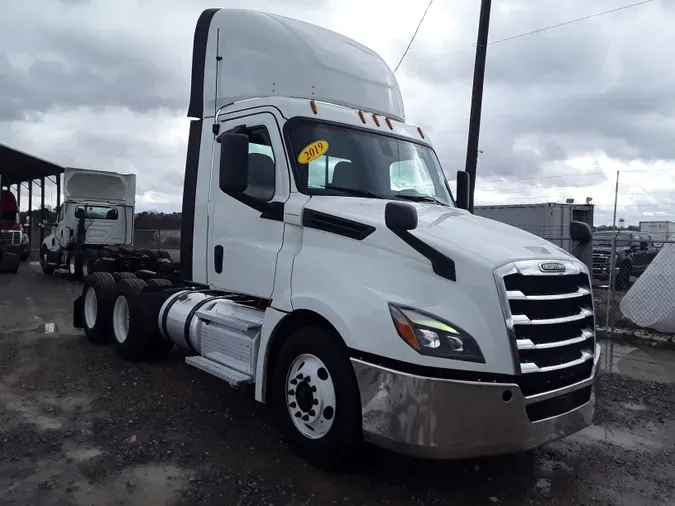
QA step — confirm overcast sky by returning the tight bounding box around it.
[2,0,675,226]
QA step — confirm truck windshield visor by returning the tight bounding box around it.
[285,118,454,206]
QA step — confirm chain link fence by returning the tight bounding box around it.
[591,235,675,343]
[133,229,181,249]
[510,228,675,345]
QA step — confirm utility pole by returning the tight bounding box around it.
[464,0,492,213]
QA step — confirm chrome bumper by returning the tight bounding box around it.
[351,344,601,460]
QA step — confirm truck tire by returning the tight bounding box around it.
[146,278,172,287]
[112,278,173,360]
[113,271,137,282]
[82,272,117,344]
[40,247,54,274]
[68,250,84,280]
[272,326,362,470]
[81,250,97,279]
[157,250,171,260]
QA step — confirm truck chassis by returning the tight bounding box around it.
[41,245,177,280]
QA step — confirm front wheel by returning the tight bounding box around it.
[273,326,362,470]
[40,247,54,274]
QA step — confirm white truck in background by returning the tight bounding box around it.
[72,8,600,469]
[41,168,174,279]
[639,220,675,247]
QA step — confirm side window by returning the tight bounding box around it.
[390,159,435,195]
[307,155,352,189]
[244,127,275,201]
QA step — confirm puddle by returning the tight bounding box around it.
[599,340,675,383]
[72,464,189,506]
[567,425,662,450]
[3,393,63,431]
[65,446,104,462]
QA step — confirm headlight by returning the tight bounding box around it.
[21,234,29,245]
[388,304,485,363]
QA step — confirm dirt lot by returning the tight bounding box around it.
[1,262,674,506]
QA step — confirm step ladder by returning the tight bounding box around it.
[184,300,264,387]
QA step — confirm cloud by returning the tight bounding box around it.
[2,0,675,223]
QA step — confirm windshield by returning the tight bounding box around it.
[0,211,19,225]
[75,205,119,220]
[285,118,454,206]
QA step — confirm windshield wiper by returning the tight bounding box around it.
[394,194,447,206]
[325,185,383,199]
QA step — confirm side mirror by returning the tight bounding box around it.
[570,220,592,244]
[455,170,470,211]
[74,208,85,219]
[218,132,249,194]
[385,201,418,232]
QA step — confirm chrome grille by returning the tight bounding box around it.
[495,260,595,381]
[0,231,21,246]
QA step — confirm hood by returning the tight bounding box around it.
[64,168,136,206]
[306,197,576,268]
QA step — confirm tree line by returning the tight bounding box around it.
[19,209,183,230]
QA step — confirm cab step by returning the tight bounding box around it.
[185,356,253,386]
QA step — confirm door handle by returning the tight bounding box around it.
[214,245,224,274]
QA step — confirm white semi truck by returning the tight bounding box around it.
[73,8,600,469]
[41,168,174,279]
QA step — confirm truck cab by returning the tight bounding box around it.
[41,168,136,277]
[0,185,22,273]
[74,8,600,469]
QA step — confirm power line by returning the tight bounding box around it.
[394,0,435,73]
[486,0,655,46]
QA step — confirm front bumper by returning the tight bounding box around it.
[352,343,601,460]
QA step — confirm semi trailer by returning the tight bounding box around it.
[40,168,175,279]
[73,8,600,469]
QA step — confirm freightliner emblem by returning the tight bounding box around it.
[539,261,566,273]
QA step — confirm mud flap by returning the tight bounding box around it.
[73,296,84,329]
[0,248,20,273]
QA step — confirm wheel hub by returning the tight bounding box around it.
[285,354,336,439]
[294,379,316,413]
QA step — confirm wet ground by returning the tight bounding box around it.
[1,262,674,505]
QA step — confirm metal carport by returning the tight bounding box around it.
[0,143,65,247]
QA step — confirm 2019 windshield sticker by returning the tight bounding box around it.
[297,140,329,164]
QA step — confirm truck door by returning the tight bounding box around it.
[208,112,288,298]
[54,205,69,248]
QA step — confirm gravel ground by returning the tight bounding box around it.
[1,263,674,506]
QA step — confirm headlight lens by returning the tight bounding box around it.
[21,234,29,245]
[388,304,485,363]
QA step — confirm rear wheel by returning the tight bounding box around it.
[113,271,137,282]
[112,278,174,360]
[272,326,362,470]
[82,272,117,344]
[146,278,172,287]
[81,250,97,279]
[68,250,83,280]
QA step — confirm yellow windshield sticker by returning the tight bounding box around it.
[297,140,329,164]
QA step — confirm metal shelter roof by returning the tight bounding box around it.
[0,143,64,187]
